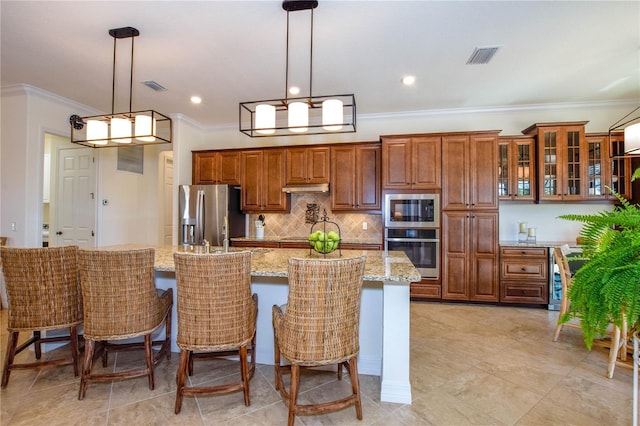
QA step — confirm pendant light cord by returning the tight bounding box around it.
[110,31,136,115]
[284,7,315,103]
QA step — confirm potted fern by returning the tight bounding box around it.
[558,189,640,349]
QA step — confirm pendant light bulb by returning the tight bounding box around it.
[624,122,640,154]
[135,114,157,142]
[255,104,276,134]
[86,119,108,145]
[322,99,343,131]
[110,117,132,143]
[288,102,308,133]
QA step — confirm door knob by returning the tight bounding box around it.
[56,231,63,235]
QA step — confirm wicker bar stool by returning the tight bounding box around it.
[173,251,257,414]
[77,248,172,399]
[273,256,366,426]
[0,246,82,388]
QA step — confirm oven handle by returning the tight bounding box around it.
[386,238,440,243]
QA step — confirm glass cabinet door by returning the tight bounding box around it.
[542,130,559,198]
[610,132,630,199]
[566,129,582,198]
[516,141,533,198]
[586,136,606,199]
[498,143,509,199]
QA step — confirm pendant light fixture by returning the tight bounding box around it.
[239,1,356,137]
[608,105,640,156]
[70,27,172,148]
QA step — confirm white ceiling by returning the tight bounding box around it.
[2,1,639,130]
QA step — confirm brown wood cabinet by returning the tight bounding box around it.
[523,122,588,201]
[285,146,330,184]
[381,135,441,189]
[192,150,241,185]
[498,136,536,201]
[442,132,499,210]
[441,210,499,302]
[584,131,631,200]
[330,143,381,211]
[500,246,548,305]
[410,279,442,300]
[240,148,290,212]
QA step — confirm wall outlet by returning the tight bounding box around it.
[11,222,17,231]
[362,222,367,230]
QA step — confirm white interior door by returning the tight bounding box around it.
[55,147,96,247]
[161,152,174,245]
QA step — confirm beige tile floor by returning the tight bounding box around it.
[0,302,634,425]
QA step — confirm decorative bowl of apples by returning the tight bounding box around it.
[308,229,340,254]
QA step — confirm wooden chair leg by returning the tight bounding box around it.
[79,339,96,400]
[288,364,300,426]
[240,345,250,406]
[165,311,172,361]
[273,335,282,392]
[1,331,18,389]
[175,350,189,414]
[70,326,80,377]
[33,331,42,359]
[144,334,155,390]
[348,358,363,420]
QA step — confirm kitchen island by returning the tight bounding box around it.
[148,245,420,404]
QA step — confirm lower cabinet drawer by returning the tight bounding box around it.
[410,281,441,299]
[500,281,547,304]
[501,260,548,280]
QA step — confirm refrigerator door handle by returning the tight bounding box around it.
[196,189,206,244]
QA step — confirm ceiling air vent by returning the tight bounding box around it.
[142,80,167,92]
[466,46,500,65]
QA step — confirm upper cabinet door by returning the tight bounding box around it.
[285,146,330,185]
[524,122,588,201]
[469,134,498,210]
[381,136,441,189]
[498,137,536,202]
[331,143,381,211]
[192,151,240,185]
[441,135,470,210]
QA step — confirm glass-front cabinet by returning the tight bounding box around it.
[609,132,631,199]
[523,122,588,201]
[498,136,535,201]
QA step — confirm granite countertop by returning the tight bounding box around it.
[499,240,580,248]
[97,244,420,283]
[232,236,382,245]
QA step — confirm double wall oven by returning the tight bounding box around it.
[384,193,440,279]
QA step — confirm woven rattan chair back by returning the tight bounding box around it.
[280,256,366,365]
[77,247,173,399]
[272,256,366,426]
[79,248,166,340]
[173,251,258,414]
[0,245,82,388]
[174,251,256,350]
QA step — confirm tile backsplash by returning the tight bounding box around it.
[248,194,382,242]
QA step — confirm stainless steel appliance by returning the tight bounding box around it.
[385,228,440,278]
[178,184,245,246]
[384,193,440,279]
[384,193,439,228]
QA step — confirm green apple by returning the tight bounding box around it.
[314,240,325,252]
[325,240,334,252]
[327,230,339,241]
[317,231,326,241]
[309,232,319,242]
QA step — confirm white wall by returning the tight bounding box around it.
[1,83,636,247]
[0,85,173,247]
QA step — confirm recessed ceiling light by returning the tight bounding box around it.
[190,96,202,104]
[289,86,300,95]
[401,75,416,86]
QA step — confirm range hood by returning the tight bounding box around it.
[281,183,330,194]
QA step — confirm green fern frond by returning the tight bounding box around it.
[558,187,640,349]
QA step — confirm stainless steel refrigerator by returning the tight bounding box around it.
[178,184,245,246]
